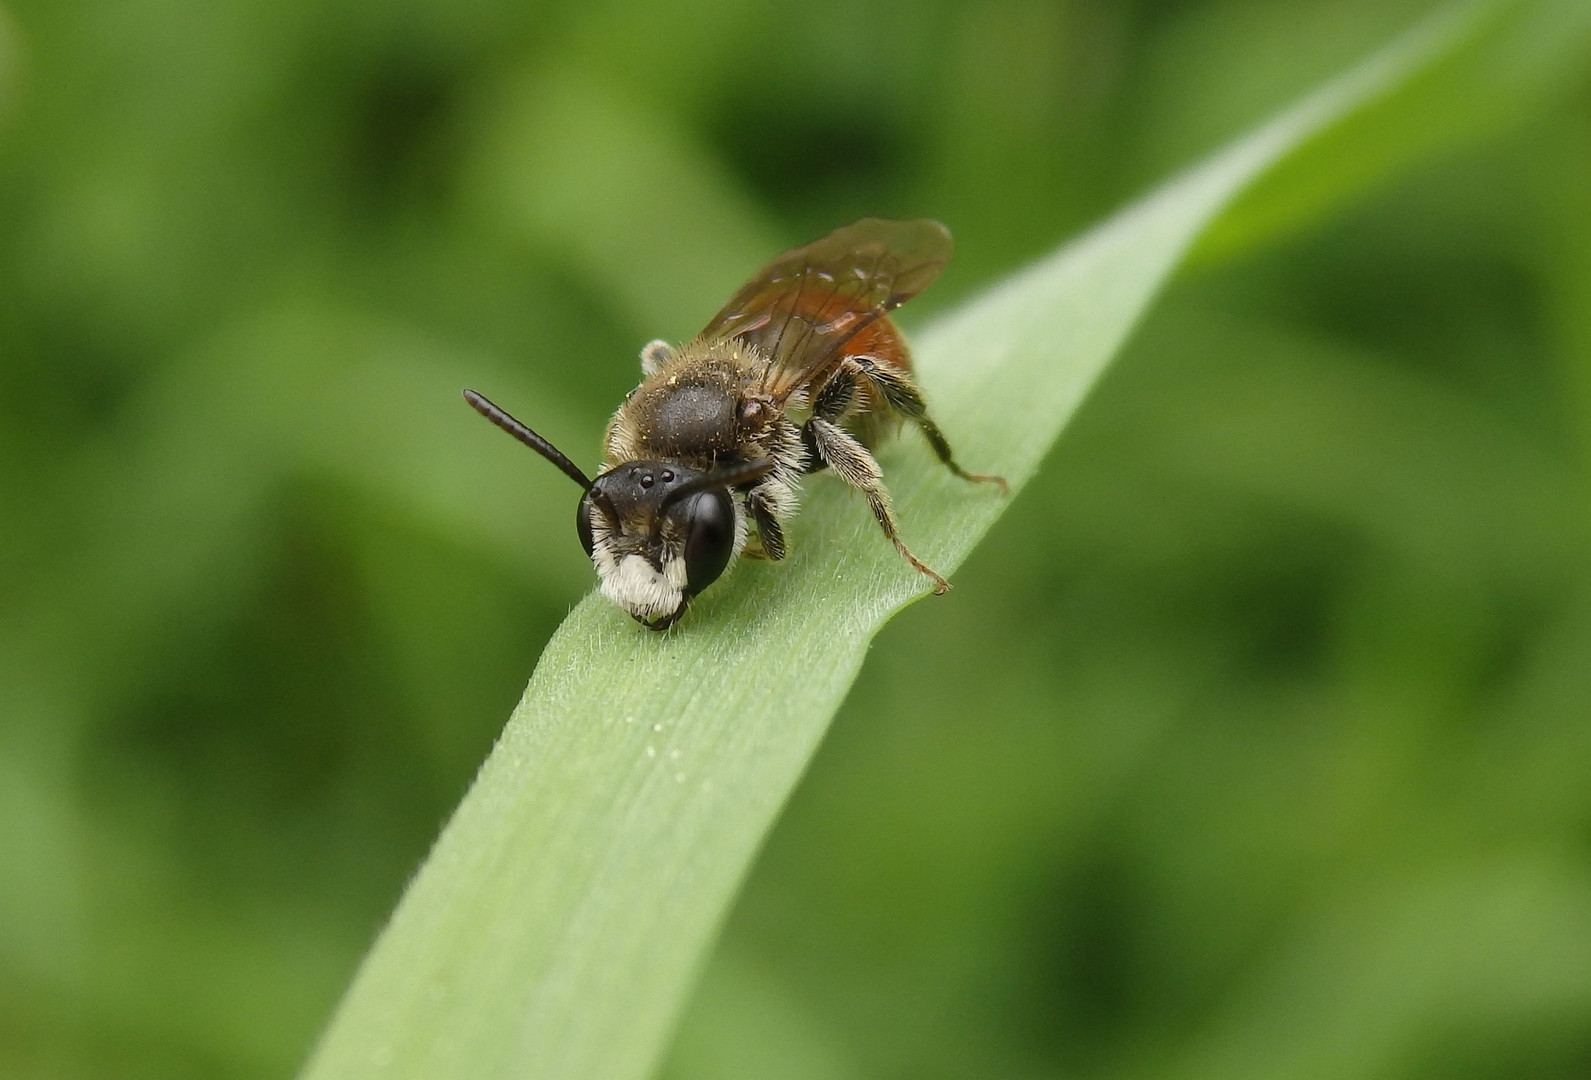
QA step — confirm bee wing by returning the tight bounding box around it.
[699,218,951,403]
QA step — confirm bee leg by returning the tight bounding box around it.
[798,365,861,474]
[849,357,1008,495]
[639,339,675,376]
[799,423,828,474]
[804,416,950,595]
[745,484,788,560]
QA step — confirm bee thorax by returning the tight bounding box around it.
[737,396,773,427]
[606,340,765,466]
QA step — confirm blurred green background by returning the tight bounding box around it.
[3,0,1590,1077]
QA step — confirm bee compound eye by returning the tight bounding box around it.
[682,490,735,595]
[576,491,598,558]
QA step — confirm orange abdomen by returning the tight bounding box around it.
[840,315,910,374]
[834,315,910,442]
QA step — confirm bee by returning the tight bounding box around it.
[464,218,1005,630]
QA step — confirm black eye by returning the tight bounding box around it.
[576,491,598,557]
[681,490,734,595]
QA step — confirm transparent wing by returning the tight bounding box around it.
[699,218,951,402]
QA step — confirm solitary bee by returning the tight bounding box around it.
[465,218,1005,630]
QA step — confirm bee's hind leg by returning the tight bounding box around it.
[849,357,1007,495]
[803,415,950,595]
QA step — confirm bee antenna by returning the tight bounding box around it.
[464,389,593,490]
[661,458,776,510]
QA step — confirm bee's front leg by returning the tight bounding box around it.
[744,480,790,560]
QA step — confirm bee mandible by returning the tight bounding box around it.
[465,218,1005,630]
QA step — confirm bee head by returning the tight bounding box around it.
[464,386,770,631]
[578,462,742,629]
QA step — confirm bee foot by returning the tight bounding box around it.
[893,538,950,594]
[960,469,1008,497]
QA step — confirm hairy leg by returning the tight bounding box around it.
[804,415,950,594]
[744,477,795,560]
[849,356,1007,494]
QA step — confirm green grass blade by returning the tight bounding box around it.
[300,7,1528,1078]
